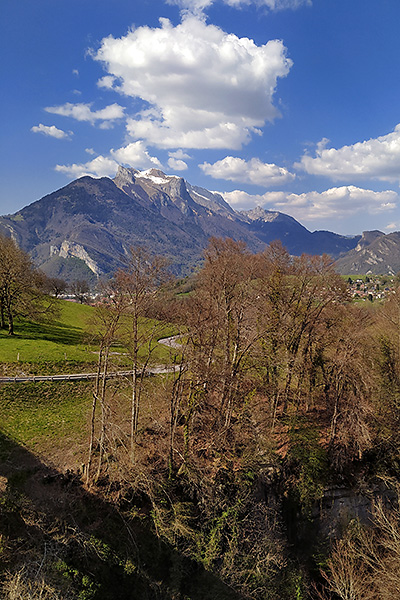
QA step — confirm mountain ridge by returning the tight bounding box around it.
[335,230,400,275]
[1,165,395,279]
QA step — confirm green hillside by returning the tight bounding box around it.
[0,299,96,370]
[0,299,175,375]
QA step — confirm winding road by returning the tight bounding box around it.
[0,337,182,383]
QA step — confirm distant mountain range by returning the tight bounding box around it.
[0,166,399,280]
[334,230,400,275]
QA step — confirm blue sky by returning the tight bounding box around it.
[2,0,400,235]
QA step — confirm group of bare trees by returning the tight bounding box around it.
[85,235,398,489]
[82,238,400,598]
[86,247,170,483]
[161,238,376,472]
[314,492,400,600]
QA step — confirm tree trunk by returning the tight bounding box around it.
[7,308,14,336]
[0,300,5,329]
[86,344,105,485]
[96,346,110,481]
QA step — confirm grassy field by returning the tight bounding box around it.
[0,300,95,366]
[0,299,177,462]
[0,380,92,456]
[0,299,177,374]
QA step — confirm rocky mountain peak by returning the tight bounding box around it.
[241,206,281,222]
[114,165,139,187]
[185,183,236,218]
[135,168,173,185]
[355,230,385,251]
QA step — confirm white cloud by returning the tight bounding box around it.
[31,123,72,140]
[167,0,212,16]
[94,16,292,150]
[298,124,400,183]
[45,102,125,125]
[167,149,190,170]
[55,156,119,179]
[168,157,188,170]
[385,222,399,231]
[56,142,162,179]
[110,141,163,169]
[169,149,192,160]
[97,75,116,90]
[200,156,295,186]
[223,186,398,221]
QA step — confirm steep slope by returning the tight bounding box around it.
[0,171,262,279]
[242,207,360,257]
[0,176,210,277]
[113,166,262,251]
[335,231,400,275]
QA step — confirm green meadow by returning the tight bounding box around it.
[0,300,95,366]
[0,299,177,454]
[0,299,176,374]
[0,380,92,452]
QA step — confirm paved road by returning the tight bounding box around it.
[0,335,181,384]
[0,365,179,384]
[157,335,183,349]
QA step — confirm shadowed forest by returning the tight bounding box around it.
[2,237,400,599]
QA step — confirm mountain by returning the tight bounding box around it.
[242,206,359,257]
[0,166,361,281]
[335,230,400,275]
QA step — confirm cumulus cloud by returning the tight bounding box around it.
[31,123,72,139]
[168,157,188,170]
[94,16,292,150]
[167,149,190,170]
[56,142,162,179]
[110,141,163,168]
[200,156,295,186]
[97,75,116,90]
[45,102,125,125]
[55,156,119,179]
[223,186,398,221]
[169,149,192,160]
[298,124,400,183]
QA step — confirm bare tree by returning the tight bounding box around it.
[86,278,127,484]
[70,279,90,304]
[41,275,68,298]
[0,234,54,335]
[253,244,348,425]
[317,495,400,600]
[115,246,169,454]
[192,238,258,429]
